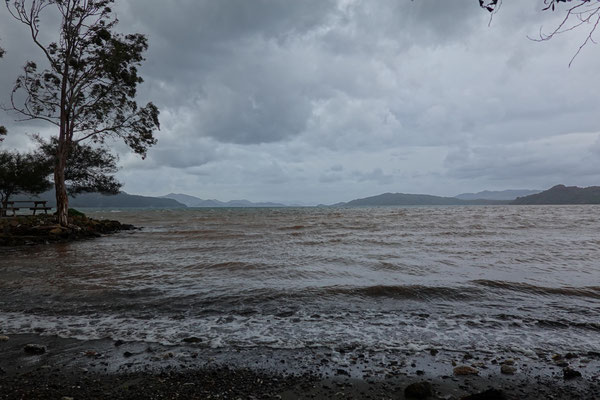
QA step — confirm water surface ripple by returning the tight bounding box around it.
[1,206,599,356]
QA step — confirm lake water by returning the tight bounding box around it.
[1,206,599,359]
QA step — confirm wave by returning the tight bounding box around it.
[321,284,480,300]
[277,225,307,231]
[472,280,600,299]
[535,319,600,331]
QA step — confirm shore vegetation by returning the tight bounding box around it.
[5,0,159,226]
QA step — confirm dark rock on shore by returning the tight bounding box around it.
[404,381,433,399]
[454,366,479,376]
[461,388,506,400]
[0,212,137,246]
[500,364,516,375]
[23,344,46,355]
[182,337,202,344]
[563,367,582,380]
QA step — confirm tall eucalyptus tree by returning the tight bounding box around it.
[5,0,159,225]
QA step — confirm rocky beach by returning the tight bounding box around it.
[0,334,598,399]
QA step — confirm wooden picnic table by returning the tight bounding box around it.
[1,200,52,216]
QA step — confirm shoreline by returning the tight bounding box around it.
[1,334,598,399]
[0,213,135,246]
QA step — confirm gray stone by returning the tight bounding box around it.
[461,389,506,400]
[453,365,479,376]
[563,367,582,380]
[500,364,516,375]
[24,344,46,355]
[404,381,433,399]
[182,337,202,343]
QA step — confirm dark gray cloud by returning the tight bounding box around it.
[2,0,600,204]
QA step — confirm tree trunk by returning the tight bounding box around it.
[54,145,69,226]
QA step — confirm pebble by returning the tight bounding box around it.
[563,367,582,380]
[461,388,506,400]
[555,361,569,368]
[404,381,433,399]
[182,337,202,343]
[500,365,516,375]
[453,366,479,376]
[24,344,46,355]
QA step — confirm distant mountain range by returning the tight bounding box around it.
[161,193,287,208]
[335,185,600,207]
[512,185,600,205]
[336,193,509,207]
[15,191,186,208]
[455,189,541,201]
[12,185,600,209]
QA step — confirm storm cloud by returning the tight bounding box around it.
[1,0,600,204]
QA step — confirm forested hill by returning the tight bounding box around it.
[14,191,186,208]
[511,185,600,205]
[340,192,508,207]
[455,189,540,201]
[161,193,287,208]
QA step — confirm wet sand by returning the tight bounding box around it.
[1,334,598,399]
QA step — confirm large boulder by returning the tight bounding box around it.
[404,381,433,399]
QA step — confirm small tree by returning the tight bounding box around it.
[5,0,159,226]
[0,150,52,209]
[35,136,122,196]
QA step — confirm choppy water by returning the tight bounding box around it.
[1,206,599,358]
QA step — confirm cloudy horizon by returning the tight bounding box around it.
[1,0,600,205]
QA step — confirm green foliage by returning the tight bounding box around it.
[7,0,160,157]
[6,0,159,225]
[0,150,53,204]
[68,208,86,217]
[35,136,122,197]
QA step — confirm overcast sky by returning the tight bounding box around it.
[1,0,600,204]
